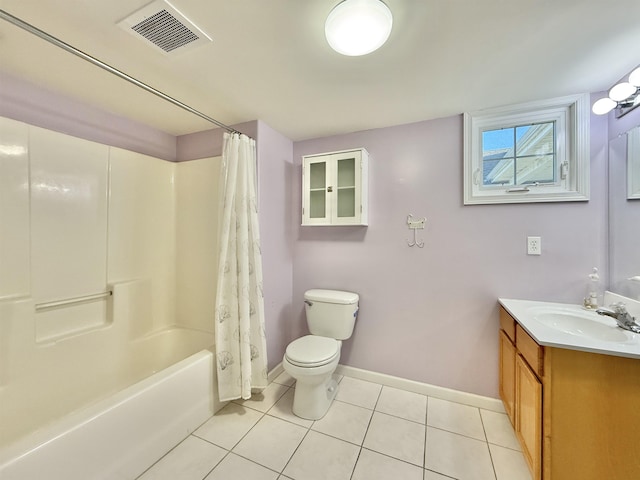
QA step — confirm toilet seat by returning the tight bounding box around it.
[285,335,340,368]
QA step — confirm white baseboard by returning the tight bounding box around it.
[269,361,504,413]
[335,365,504,413]
[267,362,285,383]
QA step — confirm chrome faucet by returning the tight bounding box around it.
[596,302,640,334]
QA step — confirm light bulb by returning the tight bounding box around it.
[629,67,640,87]
[609,82,636,102]
[592,97,616,115]
[325,0,393,56]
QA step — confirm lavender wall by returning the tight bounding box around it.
[255,121,295,371]
[291,109,608,398]
[176,121,259,161]
[0,72,177,161]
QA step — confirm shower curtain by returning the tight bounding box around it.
[215,132,268,402]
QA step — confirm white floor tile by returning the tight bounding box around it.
[427,397,486,441]
[273,371,295,387]
[424,470,455,480]
[205,453,278,480]
[311,400,373,445]
[352,448,423,480]
[480,409,521,451]
[376,386,428,424]
[282,431,360,480]
[194,402,264,450]
[425,427,496,480]
[233,382,290,413]
[135,374,530,480]
[363,412,426,467]
[138,436,226,480]
[489,444,532,480]
[267,388,314,428]
[232,415,307,472]
[335,376,382,409]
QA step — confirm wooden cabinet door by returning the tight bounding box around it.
[515,354,542,480]
[499,330,516,425]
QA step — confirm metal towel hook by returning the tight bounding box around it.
[406,214,426,248]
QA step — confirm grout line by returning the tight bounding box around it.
[225,450,283,477]
[479,409,499,480]
[199,448,231,480]
[424,396,429,469]
[427,425,490,444]
[424,467,457,479]
[278,425,313,476]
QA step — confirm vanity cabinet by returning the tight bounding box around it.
[302,148,368,226]
[499,309,541,479]
[499,306,640,480]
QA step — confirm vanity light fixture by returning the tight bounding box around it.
[592,65,640,117]
[325,0,393,56]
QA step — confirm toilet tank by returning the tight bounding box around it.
[304,289,359,340]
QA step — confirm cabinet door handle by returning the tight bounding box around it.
[327,186,333,192]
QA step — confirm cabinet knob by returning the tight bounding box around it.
[327,186,333,192]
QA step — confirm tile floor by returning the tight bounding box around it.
[136,373,531,480]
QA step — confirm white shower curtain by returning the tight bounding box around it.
[215,132,268,402]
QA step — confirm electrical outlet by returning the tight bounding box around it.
[527,236,542,255]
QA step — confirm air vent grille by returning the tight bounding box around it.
[118,0,211,55]
[131,9,199,52]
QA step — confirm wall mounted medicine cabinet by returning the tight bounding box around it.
[302,148,369,226]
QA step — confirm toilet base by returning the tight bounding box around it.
[291,375,340,420]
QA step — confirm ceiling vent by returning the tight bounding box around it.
[118,0,211,55]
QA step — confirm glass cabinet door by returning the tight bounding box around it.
[336,157,356,219]
[308,160,327,219]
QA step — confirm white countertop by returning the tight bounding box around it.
[499,296,640,360]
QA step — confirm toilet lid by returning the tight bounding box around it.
[285,335,339,367]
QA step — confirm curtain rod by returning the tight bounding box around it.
[0,9,240,135]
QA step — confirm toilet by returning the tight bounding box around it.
[283,289,359,420]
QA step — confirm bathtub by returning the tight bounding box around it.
[0,325,221,480]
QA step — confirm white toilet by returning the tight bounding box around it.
[283,289,359,420]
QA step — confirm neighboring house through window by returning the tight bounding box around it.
[464,94,590,204]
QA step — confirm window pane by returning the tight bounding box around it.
[484,158,514,186]
[482,128,514,161]
[516,122,554,156]
[515,154,555,185]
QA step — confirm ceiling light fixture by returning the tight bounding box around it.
[325,0,393,56]
[592,65,640,118]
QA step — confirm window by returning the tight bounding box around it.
[463,94,590,204]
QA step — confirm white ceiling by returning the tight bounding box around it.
[0,0,639,141]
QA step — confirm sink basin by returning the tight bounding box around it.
[529,308,631,343]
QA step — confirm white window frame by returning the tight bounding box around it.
[463,94,590,205]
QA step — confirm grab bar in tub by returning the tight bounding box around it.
[35,290,113,311]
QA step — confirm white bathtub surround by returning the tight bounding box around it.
[0,117,222,451]
[215,132,268,401]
